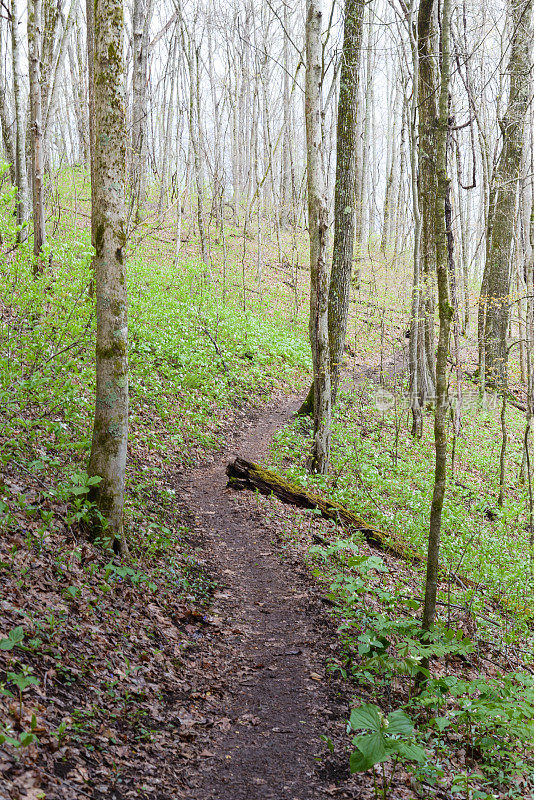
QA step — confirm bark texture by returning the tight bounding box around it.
[422,0,453,634]
[0,25,15,184]
[87,0,129,552]
[130,0,153,222]
[411,0,437,413]
[86,0,96,249]
[478,0,532,390]
[11,0,29,242]
[328,0,364,403]
[28,0,46,263]
[305,0,331,473]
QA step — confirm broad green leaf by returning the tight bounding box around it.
[10,627,24,643]
[392,740,427,764]
[349,704,382,733]
[0,626,24,650]
[350,747,375,773]
[350,748,372,773]
[0,731,21,747]
[350,732,388,772]
[18,732,37,747]
[387,710,414,736]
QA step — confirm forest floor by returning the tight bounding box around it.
[0,386,381,800]
[4,175,534,799]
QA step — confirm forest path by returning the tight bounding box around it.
[178,392,356,800]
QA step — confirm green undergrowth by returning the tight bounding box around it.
[0,166,311,553]
[271,378,534,625]
[0,167,312,793]
[268,378,534,798]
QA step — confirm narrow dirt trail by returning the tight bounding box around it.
[180,394,355,800]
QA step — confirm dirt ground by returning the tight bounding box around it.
[177,395,362,800]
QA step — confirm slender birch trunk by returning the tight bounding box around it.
[0,24,15,184]
[130,0,153,222]
[86,0,96,253]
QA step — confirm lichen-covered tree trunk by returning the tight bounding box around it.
[328,0,364,404]
[87,0,129,554]
[478,0,532,391]
[297,0,364,417]
[10,0,29,243]
[305,0,331,474]
[422,0,452,635]
[28,0,46,265]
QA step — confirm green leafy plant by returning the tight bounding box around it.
[51,718,71,747]
[0,625,24,651]
[348,704,426,799]
[0,719,38,748]
[8,665,39,715]
[451,770,496,799]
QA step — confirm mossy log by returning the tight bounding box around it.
[226,457,422,564]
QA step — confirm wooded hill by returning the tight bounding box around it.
[2,0,534,798]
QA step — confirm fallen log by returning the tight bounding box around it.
[226,456,422,564]
[226,459,534,626]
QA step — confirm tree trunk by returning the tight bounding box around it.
[11,0,29,243]
[68,31,88,165]
[305,0,331,474]
[281,1,294,225]
[478,0,532,391]
[188,42,209,274]
[328,0,364,403]
[86,0,96,253]
[87,0,129,555]
[0,23,15,185]
[414,0,438,407]
[357,4,374,259]
[130,0,153,223]
[421,0,453,636]
[42,0,77,144]
[28,0,46,267]
[157,34,178,219]
[407,0,424,437]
